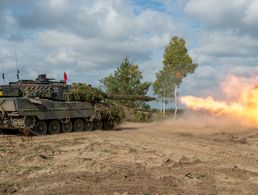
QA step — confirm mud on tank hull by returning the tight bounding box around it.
[0,97,115,135]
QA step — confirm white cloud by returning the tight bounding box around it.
[185,0,258,37]
[186,0,246,25]
[0,0,185,85]
[243,1,258,25]
[194,32,258,59]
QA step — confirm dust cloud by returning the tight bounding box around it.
[161,110,255,133]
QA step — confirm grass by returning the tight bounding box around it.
[0,146,8,152]
[192,156,202,163]
[0,181,18,193]
[25,165,42,173]
[54,138,87,147]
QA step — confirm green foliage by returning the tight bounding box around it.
[142,103,151,110]
[125,108,153,122]
[153,69,172,98]
[67,82,154,124]
[134,111,153,122]
[0,181,18,194]
[95,102,125,124]
[68,83,125,123]
[68,83,107,102]
[153,36,198,98]
[100,57,151,107]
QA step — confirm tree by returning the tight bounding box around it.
[153,36,198,116]
[100,57,151,107]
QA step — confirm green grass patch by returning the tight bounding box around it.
[0,181,18,193]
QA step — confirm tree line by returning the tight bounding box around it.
[100,36,198,115]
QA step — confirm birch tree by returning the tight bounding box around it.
[153,36,198,117]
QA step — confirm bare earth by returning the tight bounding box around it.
[1,119,258,195]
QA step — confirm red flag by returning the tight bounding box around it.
[64,72,67,84]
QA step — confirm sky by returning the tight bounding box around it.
[0,0,258,100]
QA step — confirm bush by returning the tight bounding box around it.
[67,83,107,102]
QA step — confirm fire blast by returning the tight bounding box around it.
[180,75,258,127]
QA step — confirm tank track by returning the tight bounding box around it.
[15,117,116,136]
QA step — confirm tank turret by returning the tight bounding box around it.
[1,74,67,101]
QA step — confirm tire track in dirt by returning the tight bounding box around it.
[180,143,258,169]
[111,129,258,171]
[3,126,258,171]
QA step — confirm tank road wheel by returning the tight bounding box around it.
[102,119,115,130]
[93,119,103,130]
[24,116,36,129]
[61,121,73,133]
[48,120,61,135]
[84,121,93,131]
[33,121,47,135]
[73,119,84,132]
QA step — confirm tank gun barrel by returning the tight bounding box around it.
[107,94,155,102]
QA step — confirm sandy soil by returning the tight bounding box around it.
[1,117,258,195]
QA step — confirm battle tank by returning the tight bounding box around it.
[0,74,117,135]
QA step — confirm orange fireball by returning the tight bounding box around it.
[180,76,258,127]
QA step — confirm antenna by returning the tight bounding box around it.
[14,46,20,81]
[0,52,6,85]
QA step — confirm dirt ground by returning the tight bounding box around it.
[1,116,258,195]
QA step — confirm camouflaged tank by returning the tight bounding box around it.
[0,74,115,135]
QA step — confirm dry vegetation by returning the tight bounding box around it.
[1,114,258,194]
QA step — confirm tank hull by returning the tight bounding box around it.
[0,97,95,133]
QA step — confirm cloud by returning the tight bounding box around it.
[243,1,258,25]
[0,10,18,38]
[185,0,258,37]
[0,0,184,85]
[193,32,258,64]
